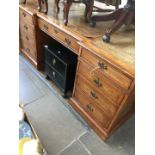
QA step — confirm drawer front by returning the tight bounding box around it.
[21,41,37,61]
[76,75,117,118]
[45,63,65,91]
[19,21,35,36]
[38,19,79,54]
[81,48,132,90]
[45,49,66,77]
[78,60,124,105]
[19,9,34,25]
[20,31,37,58]
[74,86,111,129]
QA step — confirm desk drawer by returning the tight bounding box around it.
[81,48,132,90]
[78,60,124,105]
[38,19,79,54]
[21,41,37,61]
[20,30,36,51]
[75,75,117,119]
[20,21,35,35]
[74,86,111,129]
[19,8,34,25]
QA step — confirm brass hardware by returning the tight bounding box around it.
[93,78,102,87]
[25,36,29,41]
[52,59,56,65]
[26,48,30,52]
[22,12,26,17]
[65,38,71,46]
[52,71,56,78]
[44,25,48,30]
[87,104,93,112]
[98,61,107,70]
[90,91,98,99]
[24,25,28,30]
[54,29,58,34]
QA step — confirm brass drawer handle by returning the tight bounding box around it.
[24,25,28,30]
[26,48,30,52]
[90,91,98,99]
[52,58,56,65]
[65,38,71,46]
[98,61,107,70]
[87,104,93,112]
[52,71,56,78]
[25,36,29,41]
[22,12,26,17]
[44,24,48,31]
[54,29,58,34]
[93,78,102,87]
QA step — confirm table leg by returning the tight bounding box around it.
[84,0,94,22]
[63,0,73,26]
[38,0,42,12]
[55,0,60,13]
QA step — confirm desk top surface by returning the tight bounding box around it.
[19,0,135,77]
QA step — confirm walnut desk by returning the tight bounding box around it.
[19,0,135,141]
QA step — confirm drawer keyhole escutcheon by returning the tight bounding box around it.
[52,59,56,65]
[98,61,107,70]
[93,78,102,87]
[25,36,29,41]
[65,38,71,46]
[24,25,28,30]
[90,91,98,99]
[22,12,26,17]
[87,104,93,112]
[44,25,48,31]
[54,29,58,34]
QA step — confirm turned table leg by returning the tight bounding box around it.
[44,0,48,14]
[63,0,73,26]
[38,0,42,12]
[23,0,26,4]
[84,0,94,22]
[55,0,60,13]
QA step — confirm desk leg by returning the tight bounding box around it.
[63,0,72,26]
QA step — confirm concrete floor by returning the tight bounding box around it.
[19,55,135,155]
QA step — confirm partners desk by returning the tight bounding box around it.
[19,0,135,141]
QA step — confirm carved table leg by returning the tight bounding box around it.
[63,0,73,26]
[102,9,134,43]
[83,0,94,22]
[55,0,60,13]
[23,0,26,4]
[38,0,42,12]
[44,0,48,14]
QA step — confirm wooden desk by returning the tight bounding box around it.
[19,0,135,141]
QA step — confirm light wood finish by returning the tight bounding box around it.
[38,18,80,55]
[76,75,117,118]
[81,48,133,90]
[78,59,125,105]
[19,0,135,141]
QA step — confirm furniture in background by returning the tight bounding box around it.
[63,0,94,25]
[22,0,48,13]
[19,104,46,155]
[19,2,135,141]
[44,43,77,97]
[90,0,135,42]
